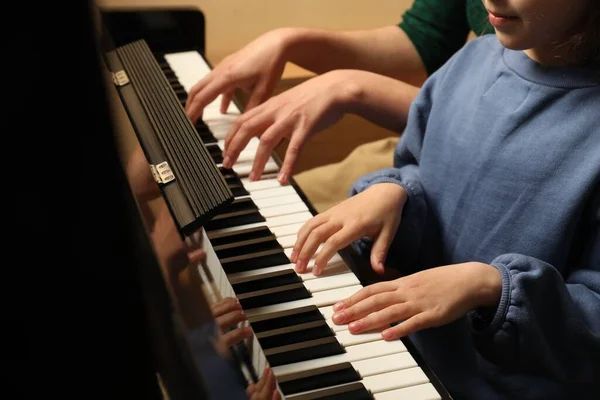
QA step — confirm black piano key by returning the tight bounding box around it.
[259,322,333,349]
[204,211,266,231]
[172,83,185,92]
[232,270,300,294]
[221,251,290,274]
[210,226,273,247]
[215,238,282,259]
[167,76,180,86]
[210,226,272,247]
[217,197,256,214]
[196,119,209,129]
[163,69,176,79]
[224,174,244,186]
[287,383,372,400]
[265,337,345,367]
[229,184,249,197]
[175,90,187,102]
[238,284,311,309]
[206,145,224,164]
[250,307,323,333]
[279,362,361,395]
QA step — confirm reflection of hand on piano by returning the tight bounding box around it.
[246,368,281,400]
[211,297,252,348]
[211,297,281,400]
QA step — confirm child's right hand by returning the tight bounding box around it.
[291,183,408,275]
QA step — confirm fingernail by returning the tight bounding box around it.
[223,156,231,168]
[332,311,346,324]
[382,329,394,340]
[278,172,288,184]
[349,320,362,332]
[296,259,306,272]
[290,250,297,262]
[333,302,345,311]
[249,171,257,181]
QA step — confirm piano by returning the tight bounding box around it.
[102,8,451,400]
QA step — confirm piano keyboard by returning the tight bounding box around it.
[161,50,446,400]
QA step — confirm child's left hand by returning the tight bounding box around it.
[331,262,502,340]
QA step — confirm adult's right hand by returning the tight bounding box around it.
[185,28,293,124]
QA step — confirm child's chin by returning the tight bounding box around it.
[495,32,530,51]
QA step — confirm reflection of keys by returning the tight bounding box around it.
[162,51,444,400]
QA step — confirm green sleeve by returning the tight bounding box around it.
[399,0,492,75]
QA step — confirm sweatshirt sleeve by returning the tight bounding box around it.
[350,72,439,269]
[470,206,600,382]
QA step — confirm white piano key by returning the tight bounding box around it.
[373,383,442,400]
[362,367,429,393]
[303,273,360,293]
[260,202,309,218]
[241,177,283,192]
[276,234,296,249]
[335,329,381,347]
[231,159,279,177]
[319,305,347,333]
[249,185,297,200]
[272,339,407,377]
[266,211,313,228]
[352,352,418,377]
[270,222,304,237]
[245,285,362,320]
[253,194,302,209]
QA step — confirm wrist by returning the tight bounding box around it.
[278,27,315,65]
[469,262,502,308]
[368,182,409,209]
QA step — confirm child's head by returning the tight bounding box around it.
[483,0,600,65]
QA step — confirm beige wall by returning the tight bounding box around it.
[98,0,413,64]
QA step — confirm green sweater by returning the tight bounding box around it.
[399,0,493,74]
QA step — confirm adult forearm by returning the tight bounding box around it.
[335,69,419,132]
[280,26,428,86]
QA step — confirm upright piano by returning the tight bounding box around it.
[101,7,451,400]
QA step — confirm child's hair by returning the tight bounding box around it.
[562,1,600,66]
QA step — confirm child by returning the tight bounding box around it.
[291,0,600,398]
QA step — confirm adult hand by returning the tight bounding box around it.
[331,262,502,340]
[222,70,362,183]
[291,183,408,275]
[185,28,293,123]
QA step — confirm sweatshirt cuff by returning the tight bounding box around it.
[350,168,422,199]
[469,261,511,335]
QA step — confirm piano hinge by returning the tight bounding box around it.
[150,162,175,184]
[112,70,130,86]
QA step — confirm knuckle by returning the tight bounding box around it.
[259,134,276,147]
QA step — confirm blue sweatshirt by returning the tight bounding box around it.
[352,35,600,399]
